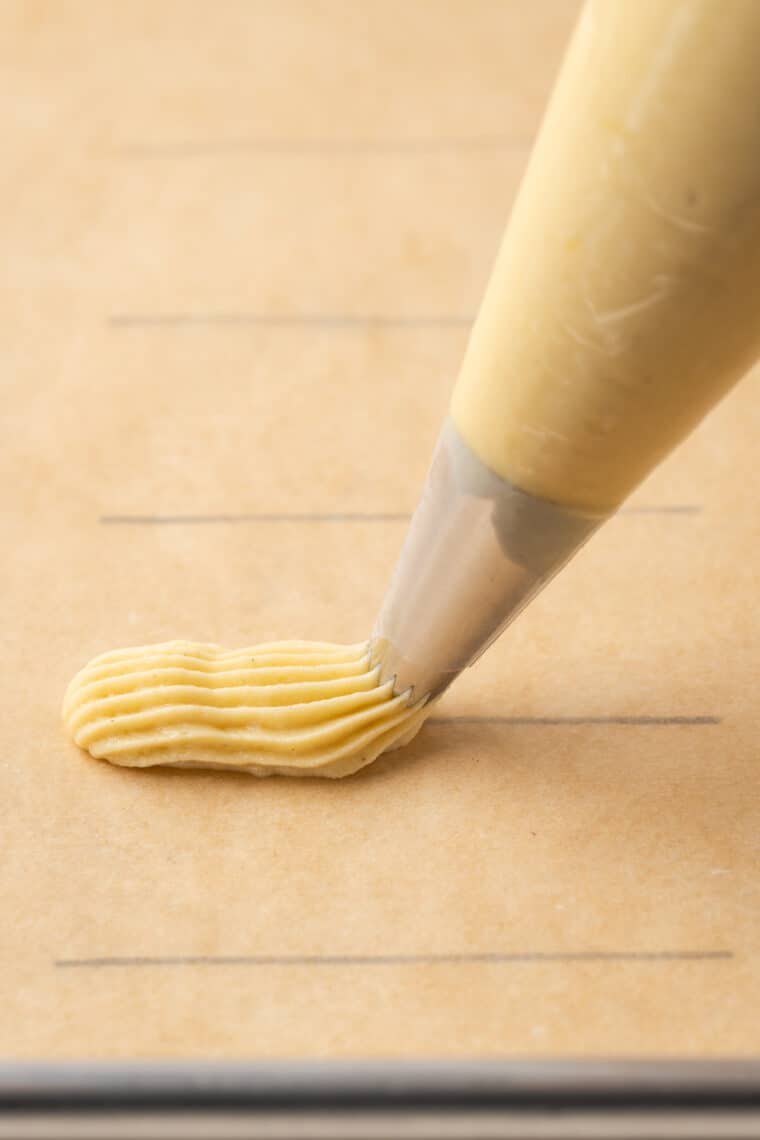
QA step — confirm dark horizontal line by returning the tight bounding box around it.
[55,950,732,969]
[99,507,701,525]
[108,313,473,329]
[621,504,702,515]
[429,715,721,726]
[99,512,411,525]
[110,135,533,158]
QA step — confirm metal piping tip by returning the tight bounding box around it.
[372,419,605,702]
[369,636,441,706]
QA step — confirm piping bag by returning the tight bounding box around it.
[372,0,760,702]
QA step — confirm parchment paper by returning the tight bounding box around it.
[2,0,758,1059]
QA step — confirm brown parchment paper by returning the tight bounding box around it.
[1,0,759,1060]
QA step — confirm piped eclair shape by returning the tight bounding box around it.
[63,640,429,778]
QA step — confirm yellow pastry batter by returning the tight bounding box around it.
[63,640,429,778]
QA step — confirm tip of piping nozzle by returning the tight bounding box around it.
[369,636,454,707]
[369,420,606,712]
[368,636,411,697]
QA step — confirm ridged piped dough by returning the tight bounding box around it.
[63,640,429,778]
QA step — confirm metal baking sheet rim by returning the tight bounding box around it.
[1,1059,759,1139]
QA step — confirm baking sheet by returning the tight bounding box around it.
[2,0,759,1060]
